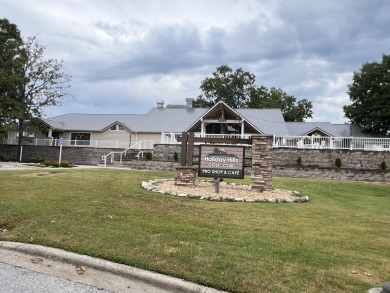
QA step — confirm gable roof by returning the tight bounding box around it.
[42,109,208,133]
[138,107,207,132]
[41,102,377,138]
[236,108,289,135]
[185,101,289,135]
[285,122,379,138]
[286,122,343,137]
[43,114,143,132]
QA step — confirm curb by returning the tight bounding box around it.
[0,241,227,293]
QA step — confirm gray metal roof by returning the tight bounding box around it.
[236,108,289,135]
[42,105,374,137]
[138,107,208,132]
[286,122,343,136]
[184,101,289,135]
[43,108,208,133]
[332,124,378,137]
[43,114,144,132]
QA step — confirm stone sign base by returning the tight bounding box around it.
[175,166,197,186]
[251,136,273,191]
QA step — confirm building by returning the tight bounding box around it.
[4,98,388,151]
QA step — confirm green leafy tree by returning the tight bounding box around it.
[0,18,24,137]
[0,19,71,155]
[194,65,313,122]
[247,87,313,122]
[343,54,390,135]
[194,65,256,108]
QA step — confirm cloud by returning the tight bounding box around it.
[2,0,390,122]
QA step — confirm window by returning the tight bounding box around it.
[110,124,125,131]
[71,133,91,145]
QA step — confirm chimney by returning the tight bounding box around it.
[186,98,194,108]
[156,100,164,109]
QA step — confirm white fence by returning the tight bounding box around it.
[5,135,390,152]
[273,136,390,151]
[3,138,155,149]
[161,132,252,144]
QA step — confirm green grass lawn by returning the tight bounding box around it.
[0,168,389,293]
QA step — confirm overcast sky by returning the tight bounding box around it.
[2,0,390,123]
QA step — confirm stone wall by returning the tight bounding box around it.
[152,144,390,182]
[2,144,389,182]
[273,148,390,170]
[123,160,179,171]
[153,144,390,170]
[0,145,118,165]
[273,166,390,182]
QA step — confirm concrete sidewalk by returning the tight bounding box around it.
[0,161,105,170]
[0,241,228,293]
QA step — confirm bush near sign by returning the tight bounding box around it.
[198,145,245,179]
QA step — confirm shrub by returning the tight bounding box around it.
[335,157,342,168]
[296,156,302,166]
[174,152,179,162]
[380,161,387,171]
[41,160,73,168]
[144,152,152,160]
[60,160,72,168]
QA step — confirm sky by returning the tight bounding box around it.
[2,0,390,123]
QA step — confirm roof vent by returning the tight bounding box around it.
[157,100,164,109]
[186,98,194,108]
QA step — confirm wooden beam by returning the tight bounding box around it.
[201,119,242,123]
[186,132,194,166]
[180,132,188,166]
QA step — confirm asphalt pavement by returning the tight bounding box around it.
[0,261,112,293]
[0,242,228,293]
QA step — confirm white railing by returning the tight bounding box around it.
[3,138,147,149]
[194,133,252,139]
[161,132,252,144]
[102,139,154,167]
[273,136,390,151]
[161,132,181,144]
[6,135,390,152]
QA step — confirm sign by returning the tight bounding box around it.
[59,137,64,146]
[198,145,245,179]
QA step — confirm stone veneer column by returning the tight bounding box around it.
[175,166,197,186]
[251,136,273,191]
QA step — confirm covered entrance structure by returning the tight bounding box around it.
[184,101,286,139]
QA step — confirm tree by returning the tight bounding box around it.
[194,65,256,108]
[194,65,313,122]
[0,18,24,137]
[343,54,390,135]
[247,87,313,122]
[0,19,71,154]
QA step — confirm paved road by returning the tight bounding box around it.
[0,242,226,293]
[0,262,112,293]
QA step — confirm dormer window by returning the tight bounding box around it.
[110,124,125,131]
